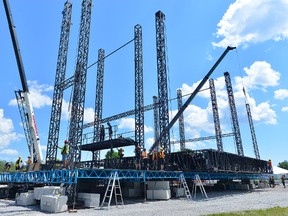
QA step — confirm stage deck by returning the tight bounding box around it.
[80,137,137,151]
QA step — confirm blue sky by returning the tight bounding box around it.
[1,0,288,167]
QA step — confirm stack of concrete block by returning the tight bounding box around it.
[147,181,171,200]
[34,186,65,200]
[40,195,68,213]
[15,191,36,206]
[122,182,142,197]
[78,193,100,208]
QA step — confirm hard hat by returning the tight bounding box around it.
[64,140,69,144]
[160,147,163,150]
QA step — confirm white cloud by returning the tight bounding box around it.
[0,149,18,155]
[282,106,288,112]
[274,89,288,100]
[9,80,53,108]
[239,61,280,91]
[0,109,23,149]
[118,118,135,130]
[213,0,288,48]
[84,107,95,123]
[0,109,14,134]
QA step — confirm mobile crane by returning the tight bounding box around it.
[3,0,43,163]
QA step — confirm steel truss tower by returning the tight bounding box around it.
[209,78,223,152]
[177,89,185,150]
[243,89,260,159]
[224,72,244,156]
[68,0,92,168]
[66,0,92,206]
[46,1,72,168]
[155,11,170,153]
[134,24,145,148]
[93,49,105,162]
[153,96,160,149]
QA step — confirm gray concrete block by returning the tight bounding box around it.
[15,192,36,206]
[148,181,170,190]
[40,195,68,213]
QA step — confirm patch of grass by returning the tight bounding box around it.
[208,206,288,216]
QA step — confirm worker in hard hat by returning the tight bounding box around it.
[158,147,165,171]
[152,149,158,170]
[141,148,149,170]
[134,145,141,170]
[15,156,23,171]
[26,156,32,171]
[61,140,69,169]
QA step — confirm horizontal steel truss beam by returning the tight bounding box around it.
[0,169,268,184]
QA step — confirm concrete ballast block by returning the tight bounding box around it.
[148,181,170,190]
[34,186,65,200]
[15,192,36,206]
[147,189,171,200]
[40,195,68,213]
[174,188,185,197]
[78,193,100,207]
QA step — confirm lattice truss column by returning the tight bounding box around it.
[93,49,105,161]
[224,72,244,156]
[46,1,72,167]
[209,78,223,152]
[153,96,160,149]
[177,89,185,150]
[245,101,260,159]
[155,11,170,153]
[68,0,92,167]
[134,24,145,148]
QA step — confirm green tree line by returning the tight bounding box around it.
[0,160,16,172]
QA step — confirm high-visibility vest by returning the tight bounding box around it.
[61,145,69,155]
[152,152,158,160]
[159,151,165,159]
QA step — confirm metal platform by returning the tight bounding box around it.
[80,137,137,151]
[0,168,269,185]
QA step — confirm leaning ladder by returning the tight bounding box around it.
[192,174,208,199]
[179,174,192,200]
[100,171,124,209]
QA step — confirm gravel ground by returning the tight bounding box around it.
[1,185,288,216]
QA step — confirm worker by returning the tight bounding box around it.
[117,148,124,159]
[134,145,141,170]
[281,175,286,188]
[107,122,113,140]
[26,156,32,171]
[15,156,23,171]
[267,159,273,174]
[269,176,275,188]
[141,148,149,170]
[61,140,69,169]
[100,124,105,141]
[4,162,11,172]
[151,149,158,170]
[158,147,165,171]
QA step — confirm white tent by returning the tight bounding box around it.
[273,166,288,174]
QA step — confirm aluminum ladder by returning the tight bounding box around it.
[192,174,208,199]
[100,171,124,209]
[179,174,192,200]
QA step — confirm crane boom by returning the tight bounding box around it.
[3,0,42,163]
[149,46,236,153]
